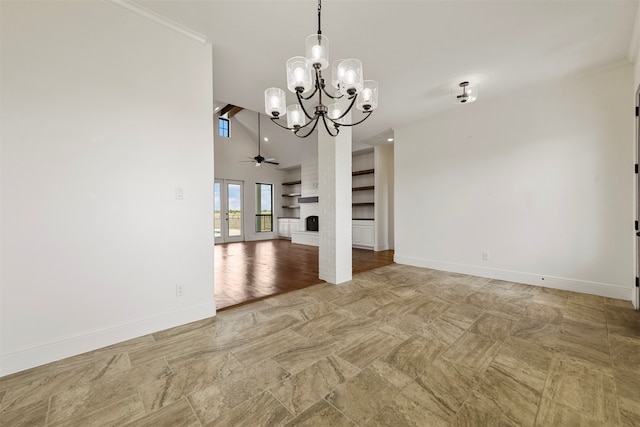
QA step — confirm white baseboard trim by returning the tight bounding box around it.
[394,254,632,301]
[1,302,217,377]
[374,244,389,252]
[292,231,319,247]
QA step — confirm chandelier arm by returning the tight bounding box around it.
[269,117,297,132]
[295,116,320,138]
[300,86,319,101]
[320,85,343,100]
[332,110,373,127]
[296,90,317,120]
[321,115,339,137]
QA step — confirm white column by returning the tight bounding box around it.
[318,117,352,284]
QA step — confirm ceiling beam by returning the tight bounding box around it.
[219,104,244,118]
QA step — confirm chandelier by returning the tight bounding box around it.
[264,0,378,138]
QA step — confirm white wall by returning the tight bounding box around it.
[395,64,634,300]
[0,1,215,375]
[375,144,394,251]
[214,112,285,241]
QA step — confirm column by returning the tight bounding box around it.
[318,117,352,284]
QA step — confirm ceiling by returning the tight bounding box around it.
[135,0,637,150]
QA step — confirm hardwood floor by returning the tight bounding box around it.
[214,239,394,310]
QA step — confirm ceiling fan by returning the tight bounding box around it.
[241,113,279,167]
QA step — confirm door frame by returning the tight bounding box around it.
[214,178,244,244]
[635,85,640,310]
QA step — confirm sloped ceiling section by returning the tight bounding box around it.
[137,0,637,147]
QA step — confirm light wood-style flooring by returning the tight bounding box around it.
[214,239,394,310]
[1,264,639,426]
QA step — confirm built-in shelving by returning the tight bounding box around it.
[299,196,319,203]
[282,178,302,213]
[352,165,375,234]
[352,169,374,176]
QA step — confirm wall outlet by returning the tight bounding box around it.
[481,251,489,261]
[176,284,184,297]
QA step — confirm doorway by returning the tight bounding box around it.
[214,179,244,244]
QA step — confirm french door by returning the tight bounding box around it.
[214,179,244,244]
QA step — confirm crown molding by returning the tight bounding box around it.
[104,0,208,45]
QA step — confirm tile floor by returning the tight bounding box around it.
[1,264,639,426]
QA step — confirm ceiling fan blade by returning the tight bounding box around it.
[264,161,280,165]
[265,158,276,161]
[238,160,255,163]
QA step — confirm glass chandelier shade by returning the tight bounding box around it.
[263,0,378,138]
[286,56,313,94]
[286,104,306,129]
[357,80,378,111]
[337,58,363,95]
[306,34,329,70]
[264,87,286,118]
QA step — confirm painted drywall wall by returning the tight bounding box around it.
[214,112,285,241]
[0,1,215,375]
[375,144,395,251]
[395,64,634,300]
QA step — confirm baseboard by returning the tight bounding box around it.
[374,243,389,252]
[394,254,632,301]
[292,231,319,247]
[0,302,217,377]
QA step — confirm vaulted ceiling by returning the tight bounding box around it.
[136,0,638,150]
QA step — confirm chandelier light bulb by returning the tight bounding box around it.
[311,45,322,60]
[362,88,372,103]
[345,70,355,85]
[328,103,343,124]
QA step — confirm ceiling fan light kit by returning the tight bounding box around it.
[264,0,378,138]
[452,81,478,104]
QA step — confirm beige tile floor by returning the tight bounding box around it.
[1,264,640,426]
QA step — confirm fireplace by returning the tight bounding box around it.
[306,216,319,232]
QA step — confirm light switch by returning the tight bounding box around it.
[175,187,184,200]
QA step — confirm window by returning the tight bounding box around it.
[218,117,229,138]
[255,183,273,232]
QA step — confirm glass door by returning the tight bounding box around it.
[226,180,244,242]
[214,179,244,244]
[214,180,223,244]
